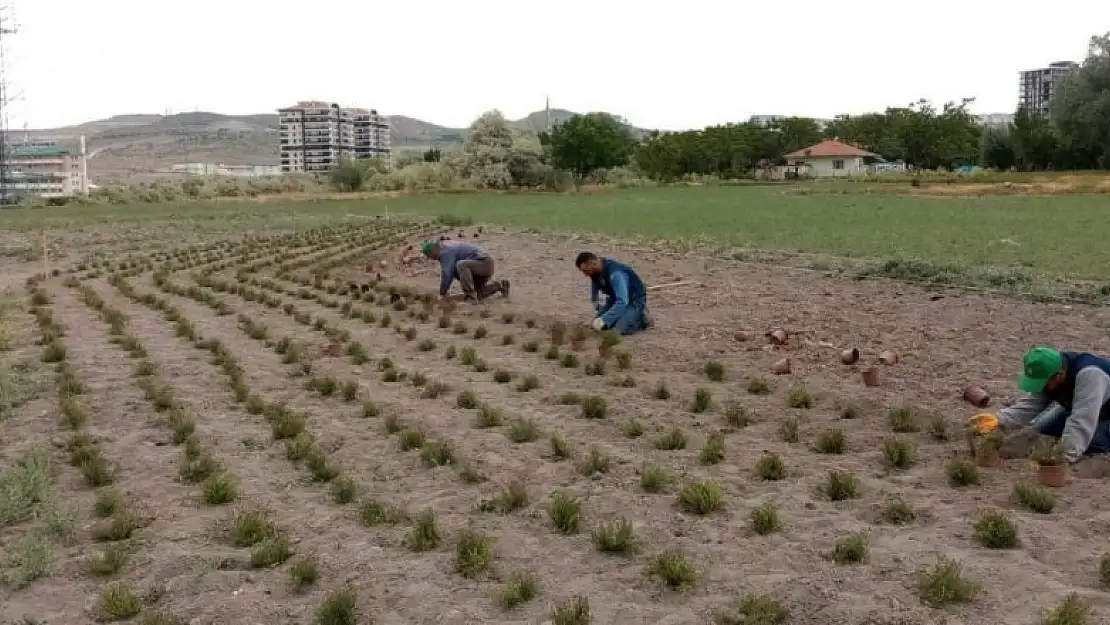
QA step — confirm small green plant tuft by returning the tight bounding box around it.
[550,596,590,625]
[815,429,846,454]
[830,533,869,564]
[946,457,980,487]
[497,571,539,609]
[750,501,781,535]
[548,491,582,534]
[678,481,724,515]
[580,395,606,419]
[405,509,442,552]
[654,426,687,450]
[883,437,917,469]
[592,518,637,554]
[699,432,726,465]
[640,464,668,493]
[646,549,698,591]
[918,557,980,606]
[691,387,712,413]
[879,497,916,525]
[454,530,493,578]
[823,470,860,501]
[746,375,771,395]
[973,509,1019,549]
[888,406,921,433]
[755,451,786,481]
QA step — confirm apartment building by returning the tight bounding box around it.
[1019,61,1078,118]
[1,139,89,201]
[278,101,391,174]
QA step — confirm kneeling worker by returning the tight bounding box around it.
[575,251,652,335]
[422,239,509,302]
[971,346,1110,465]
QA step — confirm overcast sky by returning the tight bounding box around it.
[5,0,1104,131]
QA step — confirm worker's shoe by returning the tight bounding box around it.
[642,309,654,329]
[500,279,511,299]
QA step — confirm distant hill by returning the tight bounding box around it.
[23,107,594,182]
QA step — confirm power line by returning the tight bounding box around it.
[0,4,18,205]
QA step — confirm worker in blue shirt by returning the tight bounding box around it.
[575,251,652,335]
[422,240,509,302]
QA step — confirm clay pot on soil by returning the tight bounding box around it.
[598,344,613,359]
[839,348,860,365]
[771,358,791,375]
[963,385,991,408]
[550,322,567,346]
[733,331,750,342]
[861,367,880,387]
[966,430,1001,467]
[768,328,789,345]
[878,350,899,365]
[324,343,343,358]
[1038,462,1069,488]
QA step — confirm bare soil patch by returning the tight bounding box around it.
[3,222,1108,625]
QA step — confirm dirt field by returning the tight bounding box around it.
[3,219,1109,625]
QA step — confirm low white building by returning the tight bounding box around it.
[785,139,878,178]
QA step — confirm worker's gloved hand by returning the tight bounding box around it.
[590,317,606,332]
[967,413,1000,434]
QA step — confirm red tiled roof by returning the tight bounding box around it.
[784,139,875,159]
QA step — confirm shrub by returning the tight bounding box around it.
[755,451,786,480]
[973,509,1019,548]
[404,509,442,552]
[497,571,539,609]
[456,390,479,409]
[622,418,644,438]
[646,549,698,590]
[699,432,726,465]
[879,498,916,525]
[946,457,980,487]
[576,447,610,476]
[592,518,637,554]
[787,384,813,409]
[704,360,725,381]
[550,596,590,625]
[678,482,724,514]
[507,417,539,443]
[918,557,980,606]
[454,531,493,578]
[315,587,358,625]
[823,470,859,501]
[778,418,799,443]
[830,533,868,564]
[746,376,771,395]
[883,438,917,469]
[548,491,582,534]
[691,387,712,413]
[97,581,141,621]
[814,429,846,454]
[640,464,668,493]
[714,593,789,625]
[750,501,781,535]
[888,406,920,433]
[654,426,687,451]
[580,395,606,419]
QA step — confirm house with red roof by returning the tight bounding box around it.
[784,138,878,178]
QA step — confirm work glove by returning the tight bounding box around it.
[590,317,606,332]
[967,413,1000,434]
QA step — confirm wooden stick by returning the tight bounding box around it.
[646,280,697,291]
[41,231,49,277]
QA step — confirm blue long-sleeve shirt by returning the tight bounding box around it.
[598,271,630,328]
[437,242,488,296]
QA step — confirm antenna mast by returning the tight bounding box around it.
[0,4,18,204]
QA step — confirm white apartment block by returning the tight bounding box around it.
[278,101,391,174]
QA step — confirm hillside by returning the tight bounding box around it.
[24,108,588,182]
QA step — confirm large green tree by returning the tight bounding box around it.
[1052,33,1110,169]
[540,113,635,182]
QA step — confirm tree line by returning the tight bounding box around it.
[332,31,1108,191]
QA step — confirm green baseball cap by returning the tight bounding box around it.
[1018,346,1063,393]
[421,240,435,256]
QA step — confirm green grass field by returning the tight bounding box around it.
[4,186,1108,297]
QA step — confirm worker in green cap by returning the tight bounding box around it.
[971,346,1110,465]
[421,239,509,302]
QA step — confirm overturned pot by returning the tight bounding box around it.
[733,331,750,342]
[878,350,899,365]
[324,343,343,358]
[861,367,880,387]
[963,385,991,408]
[768,328,789,345]
[771,358,791,375]
[839,347,860,365]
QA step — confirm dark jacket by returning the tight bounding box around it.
[1046,351,1110,421]
[589,257,646,327]
[437,242,488,296]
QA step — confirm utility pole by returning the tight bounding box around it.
[0,5,18,205]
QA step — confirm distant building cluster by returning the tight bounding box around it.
[1,139,89,201]
[278,101,391,174]
[170,162,283,177]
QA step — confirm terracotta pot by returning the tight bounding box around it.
[878,350,899,365]
[771,358,791,375]
[324,343,342,358]
[839,348,860,365]
[861,367,880,387]
[963,385,991,408]
[571,339,586,352]
[1038,463,1068,488]
[733,331,750,342]
[975,446,1001,467]
[768,329,789,345]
